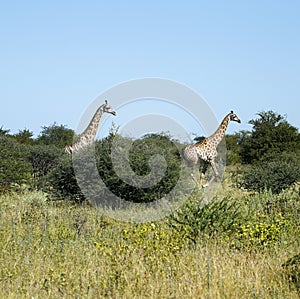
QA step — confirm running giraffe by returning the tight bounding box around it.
[181,111,241,187]
[65,99,116,154]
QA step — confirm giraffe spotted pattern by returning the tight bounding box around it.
[65,100,116,154]
[182,111,241,187]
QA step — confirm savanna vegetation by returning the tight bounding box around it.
[0,110,299,298]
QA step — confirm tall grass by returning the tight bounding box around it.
[0,185,299,298]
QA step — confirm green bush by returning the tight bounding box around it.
[169,195,244,244]
[239,111,300,164]
[44,154,85,202]
[37,123,74,149]
[27,144,62,180]
[240,153,300,194]
[96,133,181,203]
[0,136,33,192]
[230,212,291,250]
[44,132,182,204]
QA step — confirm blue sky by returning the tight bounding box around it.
[1,1,299,140]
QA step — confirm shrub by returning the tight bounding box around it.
[96,133,181,203]
[45,132,182,204]
[230,212,291,251]
[240,153,300,194]
[44,154,85,202]
[37,123,74,149]
[239,111,300,164]
[0,136,32,192]
[121,222,188,256]
[27,144,62,180]
[169,195,243,244]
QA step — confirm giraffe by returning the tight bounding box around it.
[65,99,116,154]
[181,111,241,187]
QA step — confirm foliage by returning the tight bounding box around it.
[0,124,75,194]
[169,194,244,244]
[230,212,291,250]
[44,154,85,202]
[41,132,180,202]
[120,222,188,257]
[1,109,299,201]
[170,187,300,252]
[0,190,299,298]
[0,136,32,192]
[225,132,245,165]
[240,110,300,164]
[95,132,181,203]
[27,144,62,179]
[240,152,300,194]
[37,123,74,149]
[13,129,35,145]
[0,126,10,136]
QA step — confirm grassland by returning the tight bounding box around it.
[0,183,299,298]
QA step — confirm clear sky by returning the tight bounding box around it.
[1,1,299,140]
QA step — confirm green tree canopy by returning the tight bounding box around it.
[0,136,32,192]
[37,123,74,149]
[0,126,10,136]
[14,129,35,145]
[240,111,299,164]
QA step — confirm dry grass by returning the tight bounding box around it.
[0,189,299,298]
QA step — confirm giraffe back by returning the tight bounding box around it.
[193,138,218,161]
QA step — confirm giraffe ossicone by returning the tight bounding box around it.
[65,99,116,154]
[181,110,241,187]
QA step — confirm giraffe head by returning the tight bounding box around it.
[229,111,241,123]
[103,99,116,116]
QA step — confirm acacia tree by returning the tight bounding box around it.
[239,110,300,193]
[225,131,250,165]
[37,123,74,149]
[14,129,35,145]
[0,136,32,192]
[240,111,300,164]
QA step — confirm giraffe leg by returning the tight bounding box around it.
[200,162,208,187]
[190,172,198,184]
[203,160,219,187]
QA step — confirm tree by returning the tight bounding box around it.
[240,111,300,164]
[37,123,74,149]
[96,133,181,203]
[45,154,84,202]
[0,136,32,192]
[238,111,300,193]
[27,144,62,179]
[225,130,251,165]
[46,132,182,203]
[240,152,300,194]
[0,126,10,136]
[14,129,35,145]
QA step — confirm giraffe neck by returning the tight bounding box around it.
[208,113,230,145]
[81,104,104,140]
